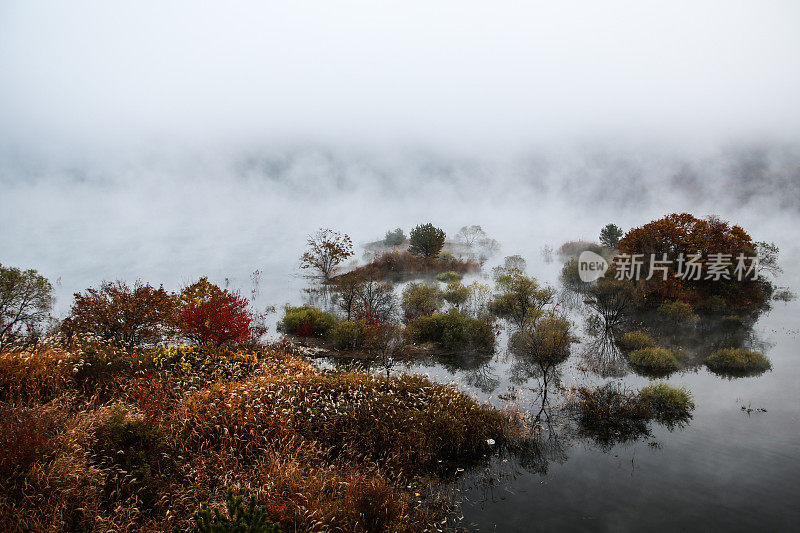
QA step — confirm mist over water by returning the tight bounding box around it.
[2,143,799,318]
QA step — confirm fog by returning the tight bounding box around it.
[1,1,799,314]
[2,1,799,148]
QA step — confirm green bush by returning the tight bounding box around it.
[401,282,443,319]
[559,258,591,293]
[571,382,696,445]
[657,300,697,325]
[408,223,446,258]
[442,280,471,307]
[437,252,456,264]
[706,348,771,376]
[328,320,366,350]
[383,228,405,246]
[435,271,462,282]
[406,309,494,353]
[277,305,337,337]
[618,330,656,351]
[639,383,694,425]
[192,489,281,532]
[627,347,679,376]
[509,316,576,369]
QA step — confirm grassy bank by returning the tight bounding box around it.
[0,339,521,532]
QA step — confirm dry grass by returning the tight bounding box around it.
[0,338,517,532]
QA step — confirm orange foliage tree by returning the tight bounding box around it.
[617,213,770,310]
[63,281,177,347]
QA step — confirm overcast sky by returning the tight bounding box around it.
[1,0,799,152]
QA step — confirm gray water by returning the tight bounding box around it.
[2,146,799,531]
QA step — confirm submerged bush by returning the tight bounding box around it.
[343,250,478,283]
[570,383,652,445]
[618,330,656,351]
[509,316,576,371]
[639,383,694,426]
[488,269,553,328]
[706,348,771,376]
[627,347,680,376]
[406,309,495,353]
[277,306,337,337]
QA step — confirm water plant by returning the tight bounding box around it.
[639,382,694,426]
[617,330,657,351]
[706,348,771,377]
[627,347,680,377]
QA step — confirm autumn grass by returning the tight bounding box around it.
[706,348,771,377]
[0,338,518,532]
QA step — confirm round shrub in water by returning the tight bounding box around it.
[277,305,337,337]
[627,347,679,376]
[706,348,771,377]
[436,271,462,282]
[618,330,656,351]
[639,382,695,425]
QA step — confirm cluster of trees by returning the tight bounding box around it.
[61,277,262,348]
[301,224,501,283]
[283,250,572,361]
[0,262,263,352]
[616,213,776,311]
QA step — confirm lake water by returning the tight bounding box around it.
[2,147,798,531]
